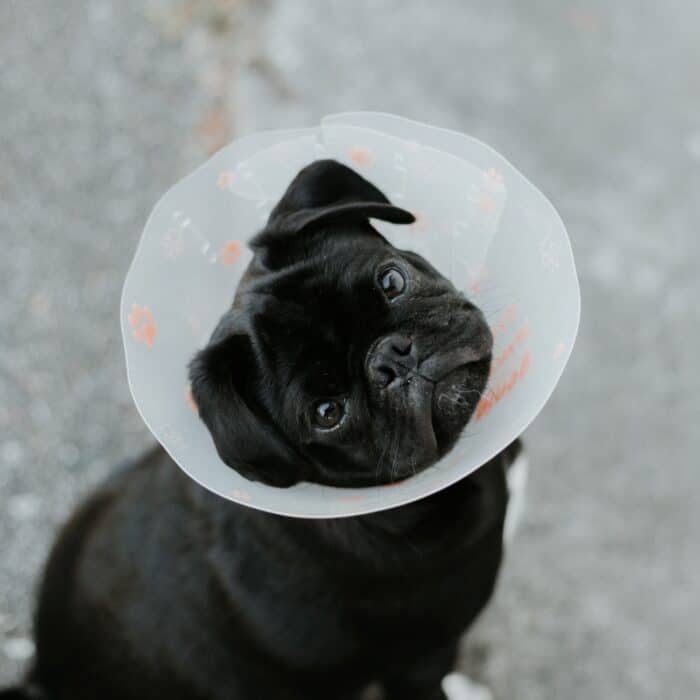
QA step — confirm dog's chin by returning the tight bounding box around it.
[431,358,490,455]
[368,360,490,485]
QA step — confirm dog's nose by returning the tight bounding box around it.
[366,334,417,389]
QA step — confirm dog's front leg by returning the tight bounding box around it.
[380,640,459,700]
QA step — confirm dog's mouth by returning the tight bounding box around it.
[430,355,491,452]
[373,349,492,483]
[418,341,492,384]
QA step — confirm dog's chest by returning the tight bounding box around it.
[206,466,506,671]
[218,528,500,672]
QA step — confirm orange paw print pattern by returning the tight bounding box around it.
[378,478,408,489]
[469,265,487,295]
[128,304,157,347]
[348,146,374,168]
[486,167,504,184]
[217,170,236,191]
[185,385,199,414]
[491,304,518,339]
[219,240,243,266]
[475,350,532,421]
[339,494,367,503]
[410,210,427,233]
[474,306,532,421]
[492,325,529,373]
[441,453,463,471]
[478,193,496,213]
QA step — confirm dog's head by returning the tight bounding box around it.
[189,160,492,487]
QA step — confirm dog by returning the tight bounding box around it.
[1,160,523,700]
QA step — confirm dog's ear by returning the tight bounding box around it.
[188,313,307,488]
[252,159,414,248]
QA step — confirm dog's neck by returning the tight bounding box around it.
[182,443,507,576]
[195,456,505,574]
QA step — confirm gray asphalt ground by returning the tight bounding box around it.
[1,1,699,698]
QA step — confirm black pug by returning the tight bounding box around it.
[2,160,522,700]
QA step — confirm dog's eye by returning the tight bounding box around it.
[313,400,344,429]
[379,267,406,300]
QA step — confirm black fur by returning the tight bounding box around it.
[4,160,520,699]
[190,160,494,488]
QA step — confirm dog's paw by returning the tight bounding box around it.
[504,452,529,542]
[441,672,493,700]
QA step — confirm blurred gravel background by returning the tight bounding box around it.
[2,1,698,698]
